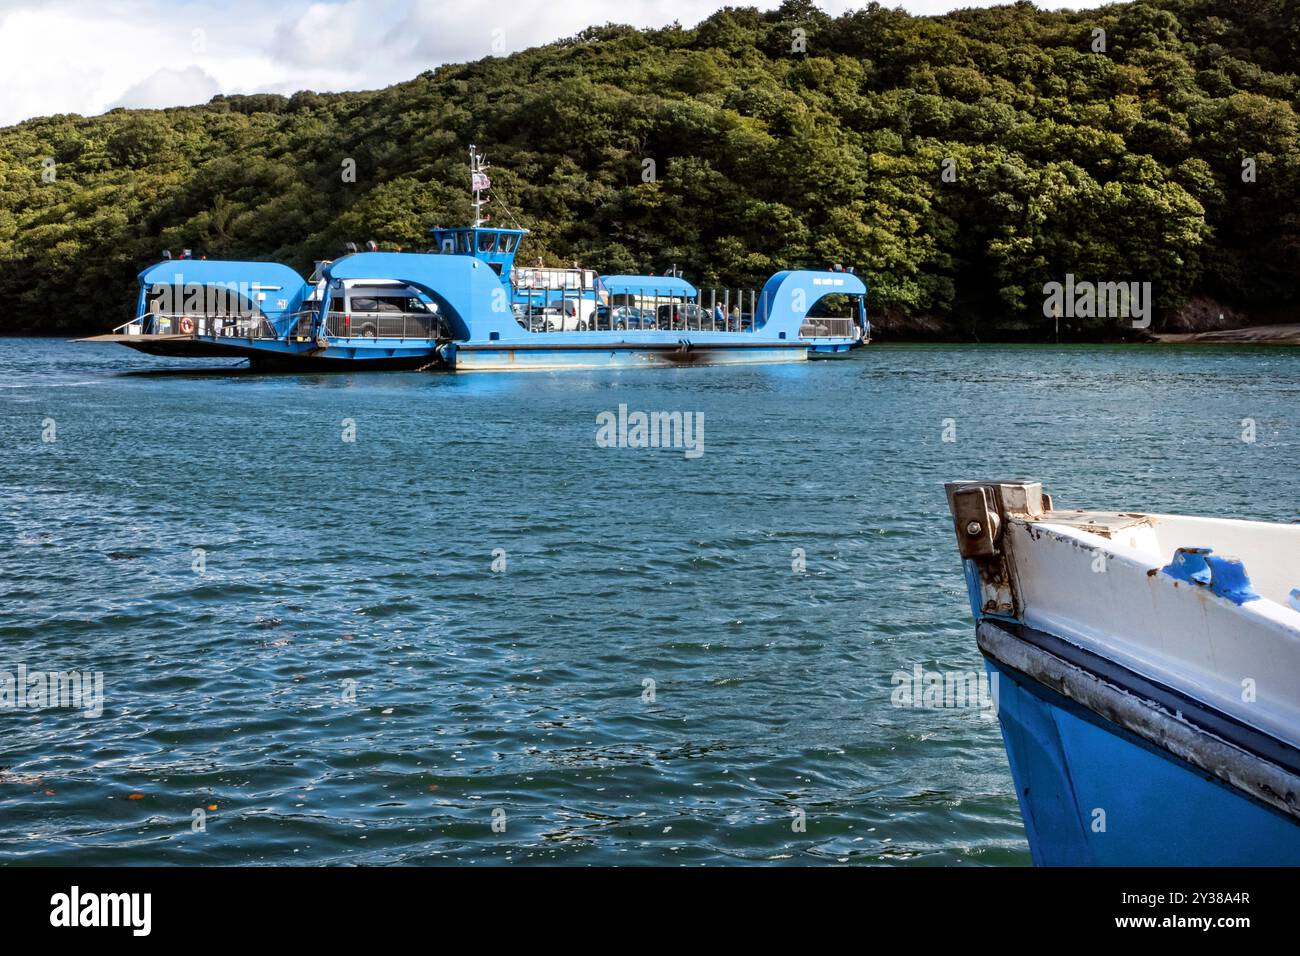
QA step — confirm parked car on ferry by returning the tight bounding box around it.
[322,281,441,338]
[657,302,719,331]
[593,305,653,330]
[512,302,572,333]
[512,266,598,330]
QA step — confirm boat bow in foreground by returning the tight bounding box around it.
[945,480,1300,865]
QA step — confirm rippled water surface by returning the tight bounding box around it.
[2,338,1297,865]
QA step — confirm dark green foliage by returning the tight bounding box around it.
[1,0,1296,336]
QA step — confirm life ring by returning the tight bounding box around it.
[179,316,195,334]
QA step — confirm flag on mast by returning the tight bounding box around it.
[472,171,491,192]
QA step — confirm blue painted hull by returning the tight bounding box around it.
[805,339,862,358]
[990,656,1300,865]
[259,336,440,369]
[115,332,826,372]
[118,327,843,372]
[117,334,441,370]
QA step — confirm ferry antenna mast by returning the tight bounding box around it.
[470,145,490,228]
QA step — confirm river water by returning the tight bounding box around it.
[1,338,1296,864]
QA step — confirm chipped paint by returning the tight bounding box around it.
[947,479,1300,863]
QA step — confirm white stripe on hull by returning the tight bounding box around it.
[451,346,809,372]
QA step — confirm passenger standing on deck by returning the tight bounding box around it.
[713,302,726,329]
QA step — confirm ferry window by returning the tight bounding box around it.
[478,232,496,253]
[506,236,520,253]
[456,233,471,254]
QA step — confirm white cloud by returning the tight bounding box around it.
[0,0,290,124]
[273,0,374,69]
[0,0,1105,127]
[393,0,700,65]
[110,65,222,111]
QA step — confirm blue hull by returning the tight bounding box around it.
[114,333,827,372]
[806,339,861,358]
[114,334,441,370]
[991,656,1300,865]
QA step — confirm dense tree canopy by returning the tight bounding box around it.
[1,0,1297,337]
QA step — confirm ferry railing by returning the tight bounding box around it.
[653,288,766,332]
[516,309,560,333]
[288,310,319,339]
[124,312,277,339]
[799,317,859,339]
[323,310,442,339]
[513,286,592,332]
[507,283,774,334]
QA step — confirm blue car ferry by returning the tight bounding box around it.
[83,149,869,371]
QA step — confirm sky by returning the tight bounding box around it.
[0,0,1102,127]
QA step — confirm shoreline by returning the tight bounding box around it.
[1150,324,1300,346]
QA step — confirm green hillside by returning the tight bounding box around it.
[1,0,1297,337]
